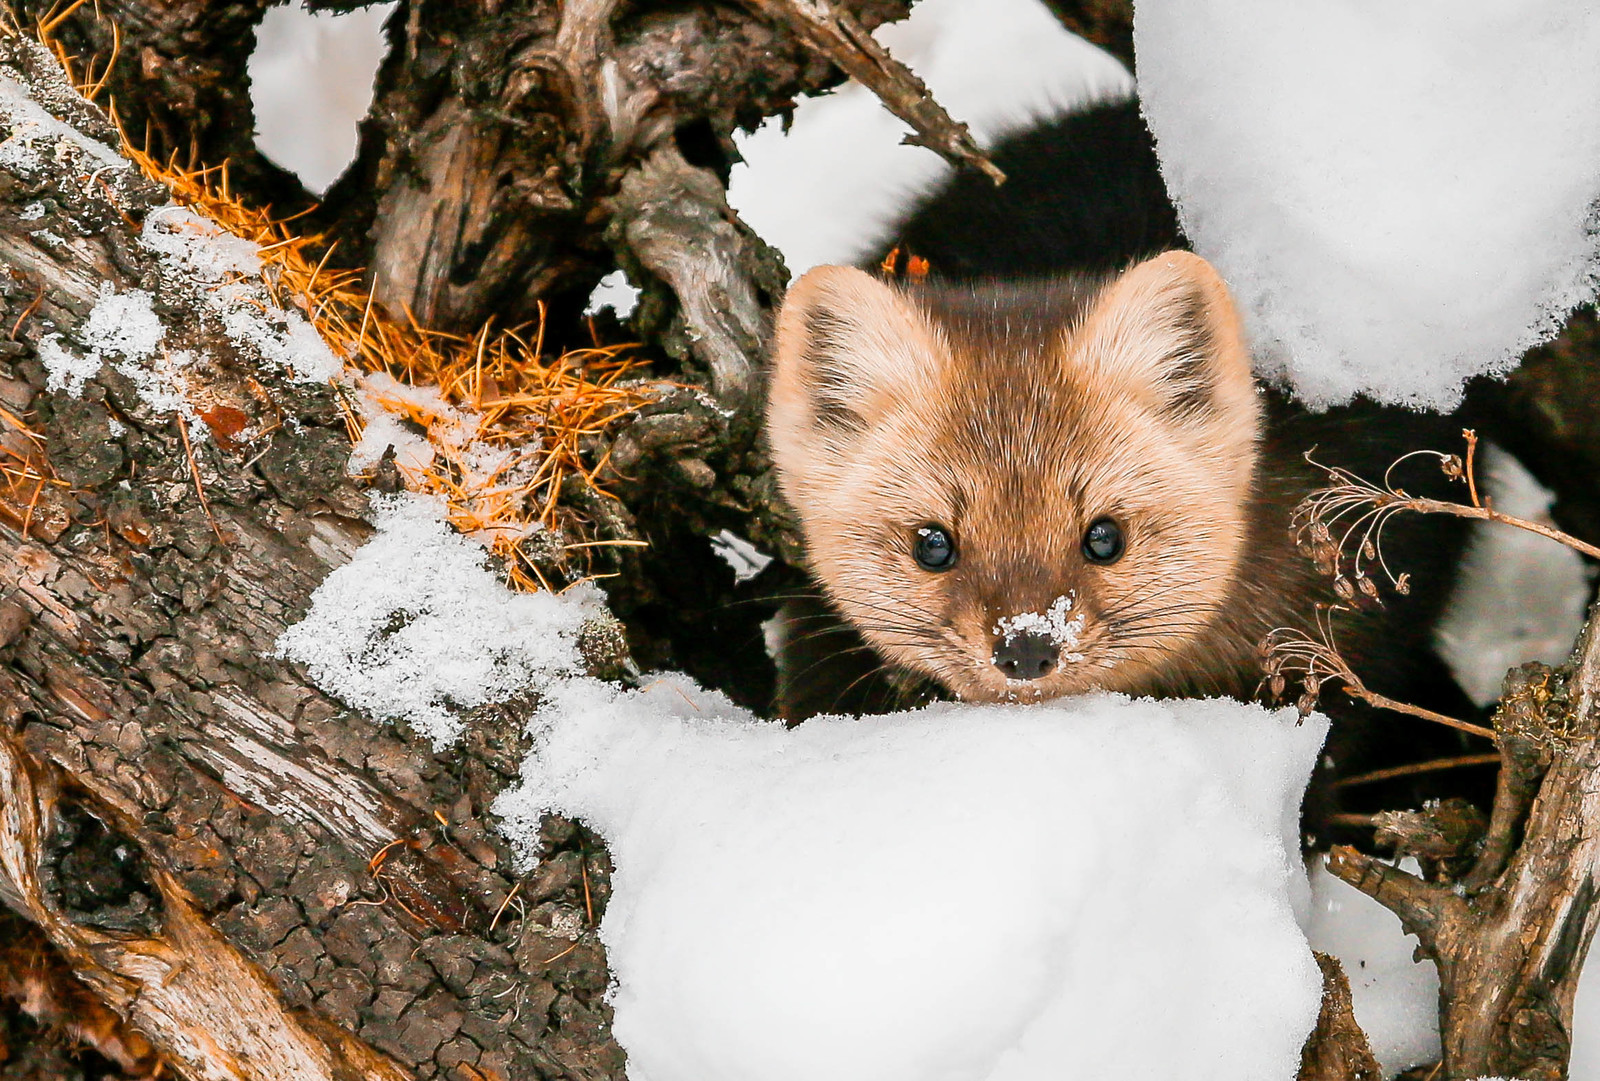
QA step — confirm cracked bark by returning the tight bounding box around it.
[1327,620,1600,1079]
[0,31,631,1080]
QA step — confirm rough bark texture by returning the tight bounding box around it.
[1328,617,1600,1080]
[0,31,632,1079]
[1296,953,1382,1081]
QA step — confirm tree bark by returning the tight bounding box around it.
[1327,617,1600,1079]
[0,30,633,1078]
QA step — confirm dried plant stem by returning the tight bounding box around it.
[1334,753,1502,790]
[1382,494,1600,562]
[1351,686,1494,740]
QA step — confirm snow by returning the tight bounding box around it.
[38,285,200,422]
[1302,860,1440,1075]
[728,0,1130,277]
[81,286,166,363]
[275,493,599,746]
[38,334,101,397]
[249,3,396,195]
[497,679,1326,1081]
[139,204,343,383]
[0,71,128,176]
[708,530,772,583]
[1436,446,1592,705]
[993,594,1086,660]
[1134,0,1600,409]
[140,205,263,282]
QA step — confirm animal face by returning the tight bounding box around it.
[766,252,1262,703]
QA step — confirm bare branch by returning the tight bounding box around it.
[739,0,1005,183]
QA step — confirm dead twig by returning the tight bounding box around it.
[1262,606,1494,739]
[738,0,1004,184]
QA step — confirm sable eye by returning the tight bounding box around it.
[913,524,957,571]
[1082,517,1124,564]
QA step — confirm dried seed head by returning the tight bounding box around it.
[1270,673,1287,699]
[1334,576,1355,600]
[1296,691,1318,717]
[1441,455,1464,480]
[1361,538,1377,560]
[1394,572,1411,596]
[1357,574,1379,599]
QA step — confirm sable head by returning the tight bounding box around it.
[766,252,1261,703]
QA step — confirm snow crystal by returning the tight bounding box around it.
[140,205,263,281]
[38,334,100,397]
[1302,860,1440,1075]
[0,71,128,176]
[497,680,1326,1081]
[1135,1,1600,409]
[38,286,196,420]
[1436,446,1591,705]
[993,594,1085,662]
[275,493,600,746]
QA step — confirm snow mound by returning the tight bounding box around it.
[497,677,1327,1081]
[1303,860,1440,1075]
[275,493,599,746]
[1135,1,1600,409]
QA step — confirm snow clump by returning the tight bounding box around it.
[0,71,129,176]
[140,204,343,384]
[993,593,1085,661]
[1135,0,1600,409]
[497,678,1326,1081]
[275,493,600,746]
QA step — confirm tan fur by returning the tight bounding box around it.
[767,252,1267,704]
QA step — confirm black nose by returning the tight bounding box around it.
[992,631,1058,680]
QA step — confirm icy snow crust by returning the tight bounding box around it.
[497,677,1327,1081]
[275,494,598,746]
[1135,1,1600,409]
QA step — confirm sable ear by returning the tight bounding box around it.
[767,265,947,439]
[1077,251,1257,429]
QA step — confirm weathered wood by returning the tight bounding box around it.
[1327,613,1600,1079]
[1296,953,1382,1081]
[0,32,624,1078]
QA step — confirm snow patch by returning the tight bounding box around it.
[39,286,199,422]
[1302,860,1441,1075]
[140,204,342,383]
[993,594,1085,661]
[0,71,128,176]
[275,493,599,746]
[709,530,772,583]
[39,333,100,397]
[1135,1,1600,409]
[249,2,396,195]
[141,205,263,281]
[1436,446,1592,704]
[497,679,1326,1081]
